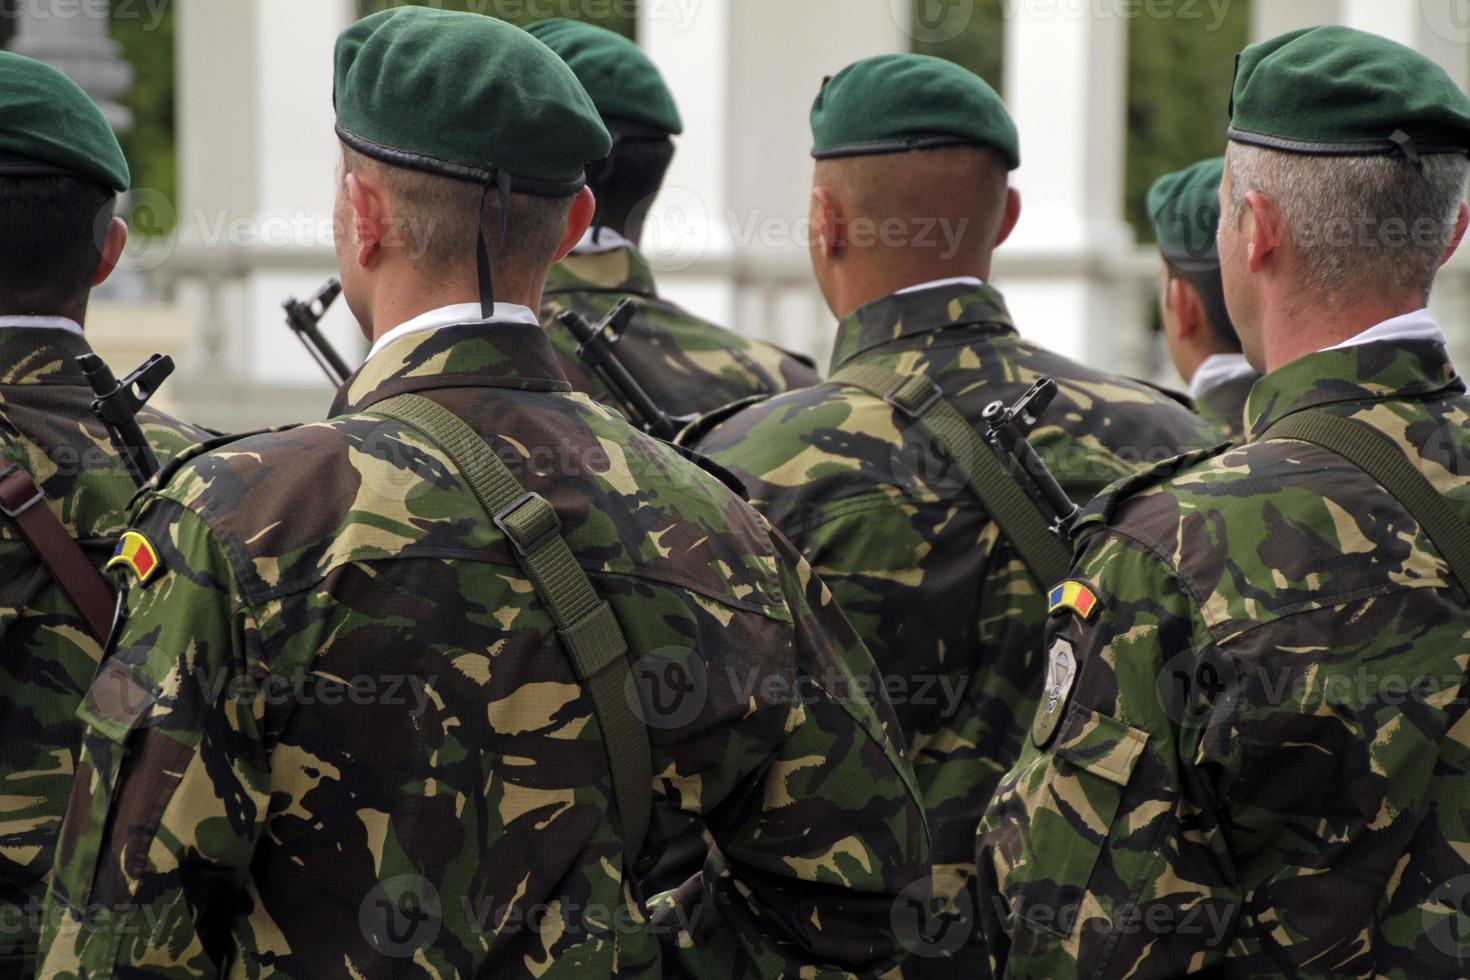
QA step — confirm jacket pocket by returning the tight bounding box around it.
[1008,703,1149,940]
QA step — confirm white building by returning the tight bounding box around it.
[11,0,1470,429]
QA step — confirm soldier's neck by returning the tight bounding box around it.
[1261,292,1428,372]
[831,257,991,321]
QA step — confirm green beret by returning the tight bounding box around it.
[1230,26,1470,162]
[1147,157,1224,267]
[334,8,612,194]
[526,19,682,137]
[811,54,1019,169]
[0,51,128,192]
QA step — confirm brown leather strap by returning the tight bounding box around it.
[1,466,117,643]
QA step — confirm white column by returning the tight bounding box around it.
[993,2,1136,368]
[641,0,907,368]
[174,0,355,427]
[7,0,133,130]
[1250,0,1342,43]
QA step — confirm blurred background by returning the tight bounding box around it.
[11,0,1470,430]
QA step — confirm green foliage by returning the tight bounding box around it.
[356,0,634,37]
[111,0,176,233]
[910,0,1005,95]
[1126,1,1250,242]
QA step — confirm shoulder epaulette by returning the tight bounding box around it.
[1074,442,1234,544]
[672,394,770,450]
[146,426,298,495]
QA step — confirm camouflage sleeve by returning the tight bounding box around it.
[39,498,272,977]
[652,528,932,979]
[974,531,1243,978]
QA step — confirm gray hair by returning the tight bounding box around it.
[1226,142,1469,304]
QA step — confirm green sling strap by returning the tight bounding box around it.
[829,364,1074,588]
[370,393,652,868]
[1265,409,1470,594]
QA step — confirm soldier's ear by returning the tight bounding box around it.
[346,171,387,267]
[1169,276,1203,340]
[92,217,127,288]
[553,187,596,264]
[1242,190,1281,274]
[994,187,1021,248]
[1441,202,1470,270]
[812,185,846,257]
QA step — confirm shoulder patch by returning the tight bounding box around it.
[107,530,163,585]
[1048,580,1100,620]
[1033,635,1077,748]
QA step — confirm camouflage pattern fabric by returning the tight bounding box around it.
[541,244,821,418]
[693,282,1219,973]
[976,337,1470,978]
[37,319,929,978]
[1193,369,1258,442]
[0,328,208,976]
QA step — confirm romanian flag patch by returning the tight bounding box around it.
[1048,580,1100,621]
[107,531,162,585]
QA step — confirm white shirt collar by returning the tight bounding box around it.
[571,227,636,256]
[893,276,985,297]
[1188,352,1258,404]
[1324,308,1446,352]
[0,315,84,337]
[365,302,541,363]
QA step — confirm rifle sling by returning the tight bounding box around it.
[0,466,117,643]
[1264,410,1470,594]
[828,364,1074,588]
[368,393,652,869]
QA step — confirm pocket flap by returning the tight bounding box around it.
[1052,707,1149,787]
[78,659,159,744]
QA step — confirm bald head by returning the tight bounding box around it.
[809,145,1019,319]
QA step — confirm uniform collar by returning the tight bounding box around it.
[1187,353,1258,404]
[828,280,1016,374]
[331,318,572,418]
[543,244,659,300]
[1244,336,1463,441]
[0,325,95,386]
[365,303,540,363]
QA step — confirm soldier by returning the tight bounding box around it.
[526,18,821,420]
[0,52,209,975]
[693,54,1218,972]
[977,26,1470,978]
[1149,157,1259,440]
[38,10,927,977]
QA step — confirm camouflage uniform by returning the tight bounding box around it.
[1192,371,1255,441]
[541,245,821,417]
[976,336,1470,977]
[0,328,207,974]
[38,320,929,978]
[695,282,1219,970]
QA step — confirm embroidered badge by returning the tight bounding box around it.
[107,531,163,585]
[1032,636,1077,748]
[1048,580,1100,621]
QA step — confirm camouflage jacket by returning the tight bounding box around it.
[1191,358,1259,442]
[694,283,1219,971]
[37,319,929,979]
[0,328,207,975]
[976,337,1470,978]
[540,245,821,420]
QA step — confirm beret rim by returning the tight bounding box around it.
[1227,125,1470,159]
[337,124,587,198]
[811,135,999,161]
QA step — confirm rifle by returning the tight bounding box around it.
[557,299,696,441]
[982,379,1081,547]
[285,278,350,386]
[78,352,175,488]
